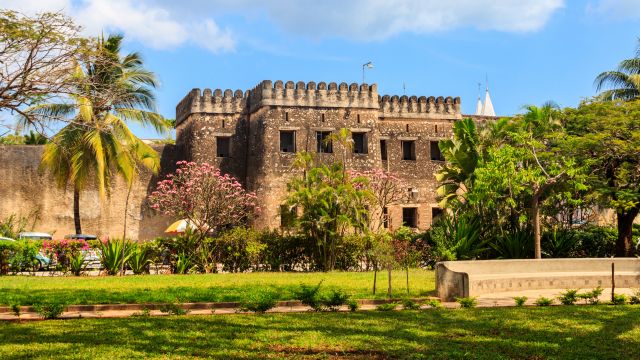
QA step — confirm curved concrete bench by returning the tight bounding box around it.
[436,258,640,301]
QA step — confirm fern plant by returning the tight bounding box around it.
[99,238,132,275]
[127,244,153,275]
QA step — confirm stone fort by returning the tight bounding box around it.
[0,79,486,240]
[176,80,464,231]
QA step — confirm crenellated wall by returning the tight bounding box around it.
[379,95,462,119]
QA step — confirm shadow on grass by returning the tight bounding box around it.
[1,306,639,359]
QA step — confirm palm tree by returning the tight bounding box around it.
[595,39,640,101]
[31,34,168,234]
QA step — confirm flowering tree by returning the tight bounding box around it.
[351,169,408,231]
[149,161,259,240]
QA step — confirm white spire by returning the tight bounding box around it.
[475,96,483,115]
[481,87,495,117]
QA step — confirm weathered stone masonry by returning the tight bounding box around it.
[176,80,462,231]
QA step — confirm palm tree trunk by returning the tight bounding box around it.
[532,194,542,259]
[121,180,133,276]
[73,186,82,234]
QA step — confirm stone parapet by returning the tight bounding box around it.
[176,88,248,126]
[379,95,461,120]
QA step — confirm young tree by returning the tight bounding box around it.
[149,161,259,241]
[393,226,420,295]
[563,99,640,256]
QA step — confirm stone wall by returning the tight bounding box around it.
[0,145,178,240]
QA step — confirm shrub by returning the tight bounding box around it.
[9,240,41,274]
[216,227,266,273]
[10,303,20,317]
[127,243,153,275]
[43,238,89,272]
[535,297,554,306]
[456,297,478,308]
[347,299,359,312]
[577,286,603,305]
[159,302,188,316]
[426,299,443,309]
[323,289,350,311]
[99,238,132,275]
[0,239,17,275]
[295,282,325,311]
[513,296,528,307]
[376,302,399,311]
[239,290,278,313]
[402,298,422,310]
[558,289,579,305]
[175,252,192,274]
[629,289,640,305]
[34,301,65,319]
[68,252,86,276]
[611,294,627,305]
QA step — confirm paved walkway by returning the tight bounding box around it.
[2,288,635,322]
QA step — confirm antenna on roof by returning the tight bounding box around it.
[403,82,406,95]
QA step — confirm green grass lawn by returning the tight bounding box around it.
[1,306,639,359]
[0,270,434,305]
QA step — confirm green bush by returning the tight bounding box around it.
[34,301,65,319]
[68,252,86,276]
[629,290,640,305]
[456,297,478,308]
[295,282,325,311]
[127,243,153,275]
[10,303,20,317]
[216,227,266,272]
[0,239,17,275]
[8,240,41,274]
[558,289,579,305]
[535,297,554,306]
[99,238,132,275]
[239,290,278,313]
[159,302,188,316]
[513,296,528,307]
[376,302,399,311]
[491,231,534,259]
[577,286,603,305]
[611,294,627,305]
[426,299,443,309]
[568,226,617,258]
[323,289,350,311]
[402,298,422,310]
[347,299,359,312]
[175,252,192,274]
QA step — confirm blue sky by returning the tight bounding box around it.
[5,0,640,138]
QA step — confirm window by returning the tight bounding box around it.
[216,136,231,158]
[352,132,367,154]
[285,112,289,122]
[280,131,296,153]
[402,140,416,161]
[280,205,296,228]
[402,207,418,228]
[383,207,389,229]
[431,207,444,224]
[430,141,444,161]
[380,140,388,160]
[316,131,333,153]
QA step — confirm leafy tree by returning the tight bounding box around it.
[35,34,167,234]
[392,226,420,295]
[23,130,47,145]
[563,99,640,256]
[149,161,259,241]
[285,151,370,271]
[595,39,640,101]
[0,11,85,125]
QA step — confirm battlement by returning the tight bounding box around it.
[379,94,461,120]
[176,88,248,125]
[248,80,379,112]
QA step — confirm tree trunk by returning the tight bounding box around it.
[73,186,81,234]
[373,266,377,295]
[121,180,133,276]
[532,194,542,259]
[616,207,639,257]
[406,267,410,295]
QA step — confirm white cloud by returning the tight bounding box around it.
[587,0,640,19]
[2,0,235,53]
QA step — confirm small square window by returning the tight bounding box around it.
[431,207,444,224]
[352,132,368,154]
[216,136,231,158]
[402,140,416,161]
[316,131,333,153]
[280,131,296,153]
[380,140,388,161]
[402,207,418,228]
[430,141,444,161]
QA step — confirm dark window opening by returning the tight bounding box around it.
[430,141,444,161]
[380,140,388,160]
[406,124,410,132]
[280,131,296,153]
[402,207,418,228]
[216,136,231,158]
[222,120,225,128]
[383,207,389,229]
[352,132,367,154]
[357,114,361,123]
[402,140,416,161]
[280,205,296,228]
[431,207,444,224]
[316,131,333,153]
[321,113,325,122]
[285,112,289,122]
[435,124,438,133]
